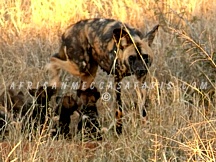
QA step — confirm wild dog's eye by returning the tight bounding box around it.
[142,54,149,63]
[128,55,136,62]
[142,54,148,59]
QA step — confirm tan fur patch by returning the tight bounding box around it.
[103,21,118,34]
[50,57,84,76]
[107,40,115,52]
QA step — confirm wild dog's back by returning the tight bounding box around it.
[61,18,144,73]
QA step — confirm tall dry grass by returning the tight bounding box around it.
[0,0,216,161]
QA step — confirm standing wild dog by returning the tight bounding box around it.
[47,18,158,134]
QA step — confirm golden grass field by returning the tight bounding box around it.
[0,0,216,161]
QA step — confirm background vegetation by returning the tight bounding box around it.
[0,0,215,161]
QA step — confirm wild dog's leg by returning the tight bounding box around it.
[46,63,61,87]
[46,53,83,87]
[115,79,123,135]
[136,88,148,124]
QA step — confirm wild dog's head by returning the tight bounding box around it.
[76,87,101,140]
[77,87,100,105]
[29,86,57,105]
[55,94,78,115]
[0,89,25,113]
[113,24,159,82]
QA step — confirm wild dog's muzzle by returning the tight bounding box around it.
[128,53,151,80]
[135,68,148,78]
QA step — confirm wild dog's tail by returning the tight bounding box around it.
[51,45,67,61]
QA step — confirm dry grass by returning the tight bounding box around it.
[0,0,216,161]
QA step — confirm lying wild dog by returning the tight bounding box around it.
[47,18,159,134]
[53,94,78,139]
[77,87,102,140]
[0,86,57,137]
[26,86,57,131]
[0,88,30,137]
[0,89,26,118]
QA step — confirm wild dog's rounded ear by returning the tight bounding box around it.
[17,91,24,97]
[29,86,45,97]
[46,86,57,97]
[143,24,159,47]
[113,28,132,49]
[28,89,37,96]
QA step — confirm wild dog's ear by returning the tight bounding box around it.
[17,91,24,97]
[29,86,46,97]
[113,28,132,49]
[28,88,37,97]
[143,24,159,47]
[46,86,57,98]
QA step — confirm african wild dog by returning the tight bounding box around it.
[0,89,28,135]
[0,86,57,137]
[0,89,26,118]
[47,18,158,134]
[27,86,57,131]
[77,87,102,140]
[53,94,78,139]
